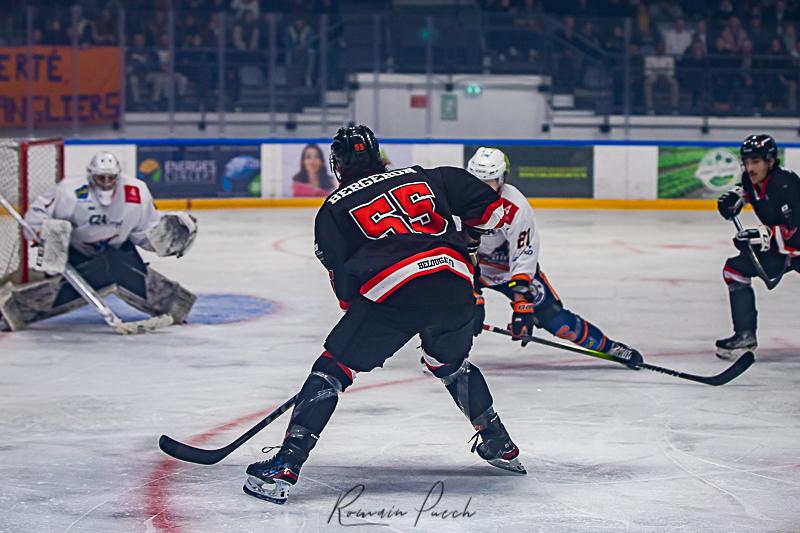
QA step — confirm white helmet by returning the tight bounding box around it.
[467,147,508,186]
[86,152,121,206]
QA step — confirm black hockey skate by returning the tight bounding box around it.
[715,331,757,360]
[469,413,526,475]
[607,341,643,369]
[243,447,307,504]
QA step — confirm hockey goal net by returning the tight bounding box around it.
[0,138,64,285]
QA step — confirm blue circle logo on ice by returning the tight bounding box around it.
[38,293,277,327]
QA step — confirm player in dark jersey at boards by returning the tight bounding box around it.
[716,134,800,359]
[243,125,526,505]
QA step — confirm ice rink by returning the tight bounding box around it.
[1,208,798,533]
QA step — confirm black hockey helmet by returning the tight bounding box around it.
[740,134,779,164]
[329,124,385,181]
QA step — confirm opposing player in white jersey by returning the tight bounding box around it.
[0,152,197,331]
[467,147,643,369]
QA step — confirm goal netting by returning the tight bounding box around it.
[0,138,64,285]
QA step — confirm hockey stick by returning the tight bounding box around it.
[0,193,172,334]
[484,325,754,386]
[159,394,298,465]
[732,216,785,290]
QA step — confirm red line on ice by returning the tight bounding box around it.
[141,349,719,531]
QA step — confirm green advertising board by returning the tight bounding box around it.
[463,145,593,198]
[658,146,786,199]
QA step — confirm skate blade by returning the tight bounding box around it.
[487,456,527,475]
[242,476,291,504]
[716,346,756,361]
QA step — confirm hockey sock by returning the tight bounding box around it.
[542,309,609,352]
[423,353,494,422]
[284,353,354,451]
[729,284,757,333]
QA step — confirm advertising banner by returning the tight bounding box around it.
[463,145,593,197]
[137,144,261,198]
[282,143,415,197]
[0,46,121,127]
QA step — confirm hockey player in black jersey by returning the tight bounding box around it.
[716,134,800,359]
[243,125,525,505]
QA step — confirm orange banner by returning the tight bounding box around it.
[0,46,121,127]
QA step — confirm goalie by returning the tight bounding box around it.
[0,152,197,331]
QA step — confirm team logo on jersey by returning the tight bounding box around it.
[88,214,109,225]
[501,199,518,224]
[124,185,141,204]
[74,185,89,199]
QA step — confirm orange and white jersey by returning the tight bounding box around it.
[476,183,540,287]
[25,175,160,257]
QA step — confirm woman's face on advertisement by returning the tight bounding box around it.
[303,148,323,174]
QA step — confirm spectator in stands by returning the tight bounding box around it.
[151,34,188,104]
[710,33,737,112]
[780,22,798,58]
[765,0,793,31]
[736,38,757,114]
[90,7,118,46]
[232,10,260,51]
[649,1,682,25]
[644,41,679,114]
[725,16,749,53]
[147,9,169,49]
[580,21,601,48]
[634,2,657,56]
[605,24,626,53]
[678,38,707,111]
[713,0,734,21]
[291,144,336,197]
[759,37,796,114]
[43,13,68,45]
[748,15,770,53]
[693,18,708,53]
[127,32,157,105]
[232,0,259,19]
[663,16,692,56]
[285,17,315,88]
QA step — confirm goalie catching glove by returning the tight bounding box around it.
[147,212,198,258]
[33,219,72,275]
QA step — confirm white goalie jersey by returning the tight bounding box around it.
[476,183,540,287]
[25,175,160,257]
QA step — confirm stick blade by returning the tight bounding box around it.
[159,434,227,465]
[705,351,755,386]
[116,314,174,335]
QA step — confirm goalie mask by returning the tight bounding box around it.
[87,152,121,206]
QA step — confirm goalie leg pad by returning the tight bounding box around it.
[115,267,196,324]
[0,277,109,330]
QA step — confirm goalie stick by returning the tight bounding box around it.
[0,192,172,334]
[159,394,298,465]
[732,216,786,290]
[484,324,754,386]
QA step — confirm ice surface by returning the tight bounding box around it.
[1,208,798,533]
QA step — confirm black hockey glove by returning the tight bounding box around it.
[510,300,534,346]
[717,187,745,220]
[472,292,485,337]
[734,226,772,253]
